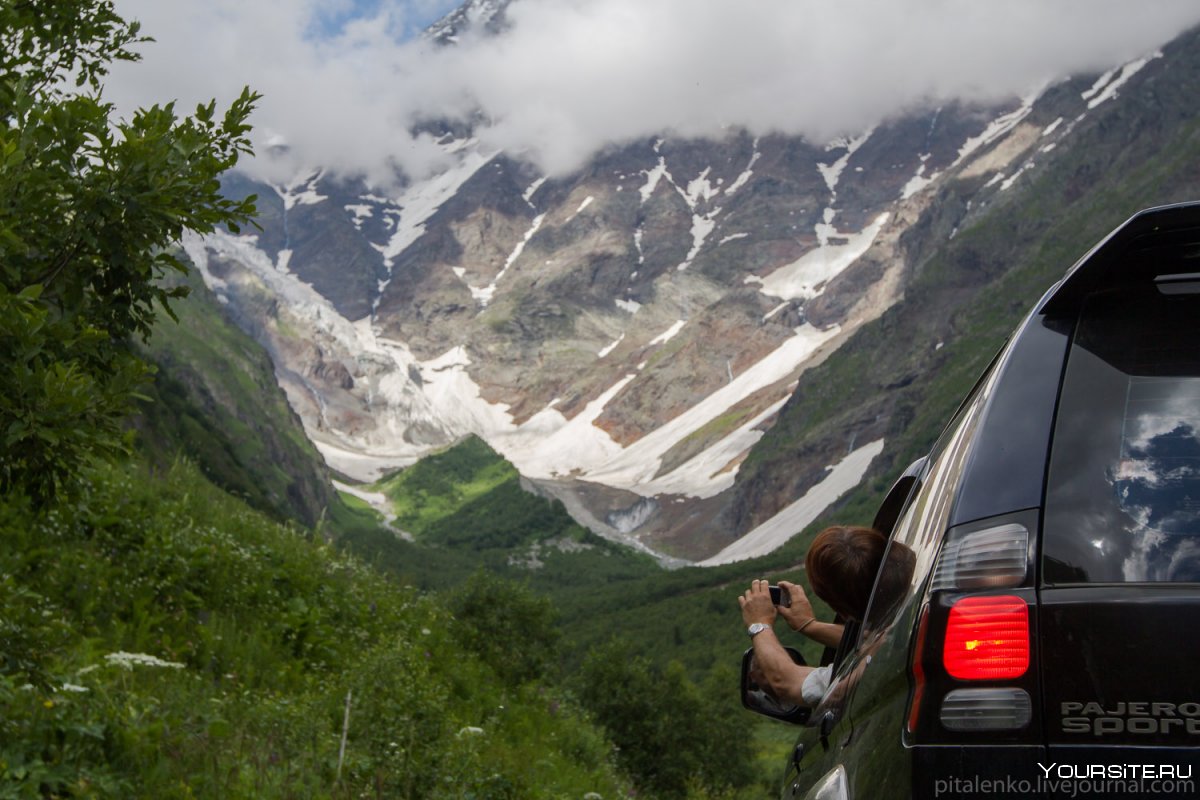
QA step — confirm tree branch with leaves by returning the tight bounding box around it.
[0,0,259,503]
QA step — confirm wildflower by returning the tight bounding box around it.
[59,683,89,693]
[104,652,186,671]
[457,726,484,737]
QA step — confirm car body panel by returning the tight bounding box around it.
[762,203,1200,800]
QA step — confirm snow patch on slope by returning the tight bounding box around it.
[697,439,885,566]
[582,324,840,494]
[639,142,670,202]
[953,85,1045,167]
[374,144,493,268]
[818,128,874,194]
[724,141,760,196]
[523,176,547,206]
[470,212,545,306]
[639,396,789,499]
[747,213,889,301]
[273,170,327,210]
[901,162,940,200]
[598,333,624,358]
[1082,51,1161,109]
[649,320,687,347]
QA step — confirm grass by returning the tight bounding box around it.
[0,458,634,799]
[375,436,518,536]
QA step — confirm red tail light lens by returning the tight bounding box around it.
[906,603,930,734]
[943,595,1029,680]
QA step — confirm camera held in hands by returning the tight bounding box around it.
[769,584,791,608]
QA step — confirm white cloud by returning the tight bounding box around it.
[107,0,1200,182]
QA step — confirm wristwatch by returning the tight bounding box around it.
[747,622,771,638]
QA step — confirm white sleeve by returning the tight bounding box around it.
[801,664,833,706]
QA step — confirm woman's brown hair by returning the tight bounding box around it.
[805,525,887,621]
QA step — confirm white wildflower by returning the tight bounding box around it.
[59,683,89,693]
[104,651,185,671]
[457,726,484,737]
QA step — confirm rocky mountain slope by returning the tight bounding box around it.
[134,266,336,527]
[181,4,1200,561]
[730,24,1200,557]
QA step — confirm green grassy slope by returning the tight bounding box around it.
[134,266,335,527]
[344,435,662,593]
[0,459,631,798]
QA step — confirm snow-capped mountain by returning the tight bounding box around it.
[424,0,510,44]
[183,6,1196,562]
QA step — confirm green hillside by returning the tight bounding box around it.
[357,435,661,590]
[0,459,632,798]
[134,266,335,527]
[129,262,759,797]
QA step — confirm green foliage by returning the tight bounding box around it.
[0,285,143,506]
[448,571,560,686]
[423,479,586,551]
[378,435,518,535]
[0,0,258,504]
[374,435,606,552]
[0,459,631,798]
[575,640,757,799]
[342,442,773,797]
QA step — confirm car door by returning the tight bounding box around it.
[784,345,1010,799]
[782,621,866,799]
[781,460,927,799]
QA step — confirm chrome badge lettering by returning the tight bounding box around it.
[1061,701,1200,736]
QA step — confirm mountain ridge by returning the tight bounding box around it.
[182,18,1200,561]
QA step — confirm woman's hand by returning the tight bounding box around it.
[739,579,777,627]
[776,580,816,631]
[777,580,845,648]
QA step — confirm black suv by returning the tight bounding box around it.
[742,203,1200,799]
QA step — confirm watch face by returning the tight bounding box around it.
[749,623,770,637]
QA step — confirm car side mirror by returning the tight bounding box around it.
[740,646,812,724]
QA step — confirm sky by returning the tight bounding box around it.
[105,0,1200,185]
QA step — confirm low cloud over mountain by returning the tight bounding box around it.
[109,0,1200,182]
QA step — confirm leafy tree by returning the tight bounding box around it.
[448,569,561,686]
[574,640,757,799]
[0,0,258,504]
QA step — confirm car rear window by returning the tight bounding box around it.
[1043,282,1200,584]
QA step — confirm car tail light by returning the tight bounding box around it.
[906,603,930,734]
[943,595,1029,680]
[940,688,1032,730]
[931,523,1028,591]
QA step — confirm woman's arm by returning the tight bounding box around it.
[739,579,814,705]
